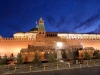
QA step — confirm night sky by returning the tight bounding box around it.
[0,0,100,37]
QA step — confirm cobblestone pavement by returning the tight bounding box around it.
[2,66,100,75]
[0,61,100,75]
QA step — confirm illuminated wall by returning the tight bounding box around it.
[0,39,35,57]
[58,33,100,50]
[0,33,100,57]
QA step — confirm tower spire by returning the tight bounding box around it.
[36,17,46,40]
[40,17,42,20]
[38,17,45,31]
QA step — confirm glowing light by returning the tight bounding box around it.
[80,43,82,45]
[42,52,44,54]
[57,42,63,47]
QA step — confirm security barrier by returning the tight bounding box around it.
[44,64,46,71]
[86,61,89,67]
[94,61,96,66]
[0,60,100,74]
[79,62,82,68]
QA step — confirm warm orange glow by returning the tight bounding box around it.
[0,35,100,58]
[42,52,44,54]
[0,40,34,57]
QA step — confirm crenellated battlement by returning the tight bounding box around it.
[58,33,100,41]
[61,38,100,40]
[0,37,36,41]
[1,36,100,42]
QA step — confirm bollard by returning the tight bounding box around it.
[44,64,46,71]
[29,66,32,72]
[94,61,96,66]
[14,67,16,74]
[68,63,70,69]
[56,63,59,70]
[86,61,89,67]
[79,62,82,68]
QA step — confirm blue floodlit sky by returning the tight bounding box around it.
[0,0,100,37]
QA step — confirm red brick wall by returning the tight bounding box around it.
[67,39,100,49]
[0,39,100,57]
[0,40,35,57]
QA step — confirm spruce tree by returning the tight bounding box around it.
[10,53,14,60]
[17,53,22,64]
[93,50,100,59]
[0,55,3,65]
[84,52,91,60]
[32,53,39,64]
[3,54,8,64]
[0,54,8,65]
[48,53,56,62]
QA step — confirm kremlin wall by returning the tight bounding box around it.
[0,18,100,58]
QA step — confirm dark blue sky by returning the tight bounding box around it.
[0,0,100,37]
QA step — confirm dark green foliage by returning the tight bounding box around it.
[3,54,8,64]
[17,53,22,64]
[0,58,4,65]
[84,52,91,60]
[48,53,56,62]
[67,50,74,59]
[32,53,39,64]
[44,53,49,59]
[73,50,78,59]
[62,50,67,59]
[93,50,100,59]
[10,53,14,60]
[0,55,8,65]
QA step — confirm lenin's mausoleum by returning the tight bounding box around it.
[0,18,100,62]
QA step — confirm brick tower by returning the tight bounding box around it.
[36,17,46,41]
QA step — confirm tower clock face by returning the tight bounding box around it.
[39,21,44,23]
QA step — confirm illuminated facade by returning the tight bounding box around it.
[78,47,94,58]
[0,18,100,58]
